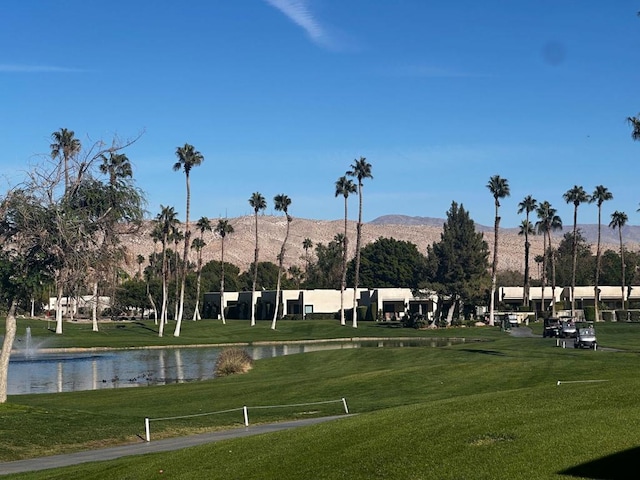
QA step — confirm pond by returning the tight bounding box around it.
[8,337,468,395]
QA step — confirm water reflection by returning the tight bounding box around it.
[8,338,465,395]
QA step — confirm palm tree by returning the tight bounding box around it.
[628,114,640,141]
[346,157,373,328]
[518,219,535,303]
[136,254,145,279]
[272,194,292,329]
[609,211,628,316]
[517,195,537,308]
[248,192,267,326]
[536,201,562,317]
[563,186,591,318]
[99,152,133,186]
[50,128,81,195]
[215,219,234,324]
[192,217,212,321]
[334,175,357,326]
[589,186,613,321]
[302,237,313,276]
[486,175,510,326]
[154,205,179,336]
[172,143,204,336]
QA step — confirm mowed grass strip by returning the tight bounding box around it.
[4,318,506,349]
[6,379,640,479]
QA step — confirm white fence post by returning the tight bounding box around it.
[243,406,249,427]
[342,397,349,414]
[145,417,151,442]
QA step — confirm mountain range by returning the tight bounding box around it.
[119,214,639,279]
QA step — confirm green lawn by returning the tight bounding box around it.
[2,320,640,479]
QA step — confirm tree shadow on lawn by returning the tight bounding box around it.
[559,446,640,479]
[458,348,506,356]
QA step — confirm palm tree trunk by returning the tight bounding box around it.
[549,231,557,317]
[523,213,530,308]
[272,218,291,330]
[352,184,363,328]
[159,241,168,337]
[55,281,64,334]
[220,238,226,325]
[541,233,547,317]
[571,206,578,317]
[594,206,603,321]
[0,299,18,403]
[620,228,626,314]
[192,250,203,321]
[340,198,349,326]
[91,280,99,332]
[147,282,158,324]
[175,174,191,336]
[524,238,530,308]
[251,212,259,326]
[489,202,499,326]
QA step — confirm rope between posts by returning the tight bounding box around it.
[249,399,344,410]
[150,407,244,422]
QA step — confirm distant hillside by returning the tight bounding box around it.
[119,215,638,280]
[371,215,640,245]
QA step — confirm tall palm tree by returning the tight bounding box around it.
[272,194,292,330]
[172,143,204,336]
[609,211,628,315]
[154,205,178,336]
[486,175,510,326]
[536,201,562,317]
[192,216,212,321]
[346,157,373,328]
[517,195,537,308]
[215,219,234,324]
[334,175,357,326]
[248,192,267,326]
[563,185,590,318]
[590,186,613,321]
[97,151,135,327]
[50,128,81,195]
[628,114,640,141]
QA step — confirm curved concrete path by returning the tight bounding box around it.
[0,415,351,476]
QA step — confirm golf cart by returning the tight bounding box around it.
[559,319,577,338]
[543,317,562,338]
[574,324,597,350]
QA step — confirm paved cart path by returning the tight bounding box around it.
[0,415,351,476]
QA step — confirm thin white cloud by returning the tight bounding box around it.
[264,0,336,50]
[0,64,83,73]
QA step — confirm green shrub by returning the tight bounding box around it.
[584,306,595,322]
[630,311,640,322]
[614,310,627,322]
[602,311,614,322]
[214,348,254,377]
[304,312,336,320]
[357,306,368,321]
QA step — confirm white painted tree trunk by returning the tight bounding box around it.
[0,300,17,403]
[55,283,64,334]
[91,280,99,332]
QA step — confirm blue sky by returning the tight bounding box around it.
[1,0,638,228]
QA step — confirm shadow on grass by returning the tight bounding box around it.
[458,348,506,356]
[559,446,640,479]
